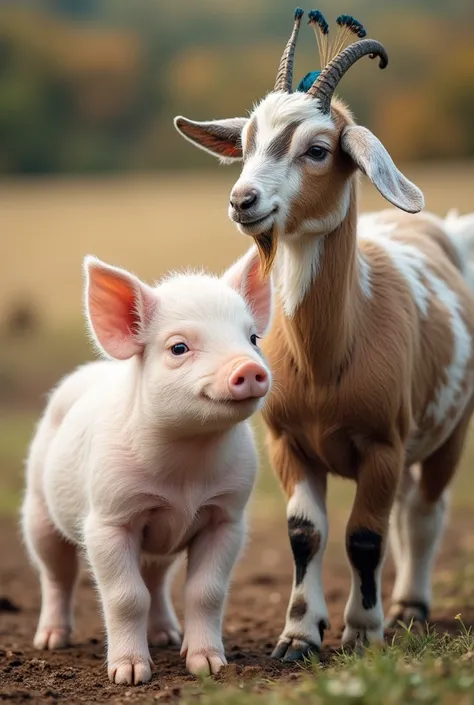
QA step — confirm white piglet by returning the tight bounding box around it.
[22,248,272,684]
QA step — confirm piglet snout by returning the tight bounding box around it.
[228,360,269,400]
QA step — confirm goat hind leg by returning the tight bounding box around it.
[386,413,471,627]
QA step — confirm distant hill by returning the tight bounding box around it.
[0,0,472,173]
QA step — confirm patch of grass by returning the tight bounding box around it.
[176,620,474,704]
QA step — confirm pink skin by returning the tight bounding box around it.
[227,359,269,401]
[22,247,273,685]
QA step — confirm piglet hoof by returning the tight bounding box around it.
[108,657,153,685]
[33,627,71,650]
[148,628,182,648]
[271,637,320,662]
[384,601,429,631]
[186,651,227,677]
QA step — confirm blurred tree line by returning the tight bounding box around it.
[0,0,473,174]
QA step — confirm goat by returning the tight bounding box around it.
[174,9,474,661]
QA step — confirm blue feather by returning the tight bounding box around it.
[296,71,321,93]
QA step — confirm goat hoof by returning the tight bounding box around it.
[271,637,320,662]
[342,625,384,650]
[385,601,429,630]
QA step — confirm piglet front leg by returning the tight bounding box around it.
[84,517,153,685]
[182,518,244,677]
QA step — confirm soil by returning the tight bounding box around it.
[1,514,473,704]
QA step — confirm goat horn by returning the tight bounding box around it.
[307,39,388,112]
[274,8,304,93]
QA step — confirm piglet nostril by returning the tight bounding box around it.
[228,360,269,400]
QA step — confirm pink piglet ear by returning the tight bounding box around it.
[222,246,273,336]
[84,256,157,360]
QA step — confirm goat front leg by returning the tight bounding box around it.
[84,517,152,685]
[181,518,244,677]
[343,442,402,646]
[270,435,329,662]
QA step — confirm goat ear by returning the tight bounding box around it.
[84,256,157,360]
[222,246,273,336]
[174,116,247,163]
[341,125,424,213]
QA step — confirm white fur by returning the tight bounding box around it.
[360,212,473,435]
[424,270,472,425]
[443,209,474,290]
[343,563,385,644]
[22,256,272,684]
[229,93,335,243]
[358,251,372,299]
[390,467,448,610]
[254,91,333,143]
[277,237,325,318]
[289,120,334,159]
[358,214,430,316]
[277,480,329,651]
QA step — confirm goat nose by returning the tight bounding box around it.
[229,188,259,212]
[228,360,269,401]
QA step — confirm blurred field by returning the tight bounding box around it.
[2,168,474,702]
[2,163,474,326]
[2,165,474,518]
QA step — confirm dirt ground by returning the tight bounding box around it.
[1,513,473,705]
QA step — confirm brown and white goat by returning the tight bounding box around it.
[174,10,474,660]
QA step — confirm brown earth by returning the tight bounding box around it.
[0,514,473,705]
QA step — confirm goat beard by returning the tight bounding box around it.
[252,227,278,278]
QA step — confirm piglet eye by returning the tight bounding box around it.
[170,343,189,356]
[250,334,259,346]
[307,145,328,161]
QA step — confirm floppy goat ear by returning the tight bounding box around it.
[174,116,248,163]
[84,256,158,360]
[222,246,273,336]
[341,125,424,214]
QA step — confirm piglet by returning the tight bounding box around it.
[21,247,272,684]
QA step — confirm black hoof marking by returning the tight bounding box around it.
[318,618,328,643]
[289,596,308,621]
[347,528,382,610]
[288,516,321,586]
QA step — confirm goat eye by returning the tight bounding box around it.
[250,334,259,346]
[170,343,189,356]
[307,145,328,161]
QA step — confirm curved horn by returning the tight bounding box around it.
[274,8,304,93]
[307,39,388,113]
